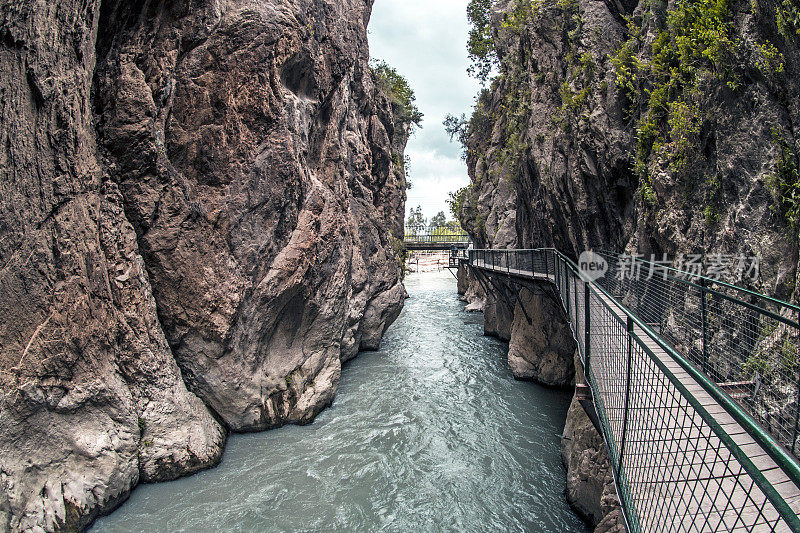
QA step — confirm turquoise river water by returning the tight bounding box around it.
[93,270,587,532]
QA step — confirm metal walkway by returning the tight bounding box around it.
[463,249,800,532]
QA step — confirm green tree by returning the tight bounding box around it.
[447,186,471,219]
[444,113,468,143]
[371,60,424,128]
[430,211,447,229]
[467,0,498,83]
[407,205,426,230]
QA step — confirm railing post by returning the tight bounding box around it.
[700,278,709,374]
[557,253,561,293]
[793,365,800,454]
[793,326,800,454]
[554,253,558,289]
[566,268,571,318]
[619,316,635,465]
[585,282,591,380]
[544,250,548,278]
[574,277,579,324]
[636,272,642,314]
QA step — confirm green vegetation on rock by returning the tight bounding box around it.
[447,185,472,220]
[776,0,800,39]
[766,127,800,234]
[371,60,424,128]
[610,0,789,200]
[467,0,499,83]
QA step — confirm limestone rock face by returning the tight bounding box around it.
[561,353,623,530]
[458,0,799,299]
[94,0,408,432]
[0,1,225,530]
[0,0,408,529]
[507,289,575,387]
[483,289,514,341]
[562,396,624,532]
[457,262,469,295]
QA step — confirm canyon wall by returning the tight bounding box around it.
[0,0,409,530]
[458,0,799,295]
[456,0,800,530]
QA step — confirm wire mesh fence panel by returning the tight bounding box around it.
[403,225,471,244]
[594,251,800,463]
[464,249,800,531]
[575,274,586,359]
[586,294,628,471]
[617,337,789,532]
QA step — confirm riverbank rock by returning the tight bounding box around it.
[561,355,623,530]
[457,262,469,295]
[460,266,487,311]
[507,288,575,387]
[0,0,409,529]
[484,288,514,341]
[562,395,624,531]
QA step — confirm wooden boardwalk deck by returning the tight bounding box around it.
[471,260,800,532]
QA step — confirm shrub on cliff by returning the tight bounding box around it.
[371,60,424,128]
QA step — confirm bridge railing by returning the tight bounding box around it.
[403,225,470,244]
[466,249,800,532]
[592,251,800,459]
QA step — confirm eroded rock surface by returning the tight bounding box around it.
[0,0,409,530]
[483,288,514,341]
[562,396,625,532]
[458,0,799,294]
[507,289,574,387]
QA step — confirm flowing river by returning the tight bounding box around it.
[93,271,587,532]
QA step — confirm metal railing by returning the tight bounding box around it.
[465,249,800,532]
[403,224,471,245]
[594,251,800,459]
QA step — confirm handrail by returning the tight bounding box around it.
[555,250,800,527]
[587,280,799,531]
[597,248,800,315]
[464,248,800,531]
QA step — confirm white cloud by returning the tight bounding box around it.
[404,149,469,220]
[368,0,479,221]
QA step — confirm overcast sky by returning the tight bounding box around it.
[368,0,480,223]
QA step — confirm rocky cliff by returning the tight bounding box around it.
[455,0,800,530]
[0,0,409,530]
[457,0,799,293]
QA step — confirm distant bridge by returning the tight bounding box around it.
[403,225,471,251]
[461,249,800,532]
